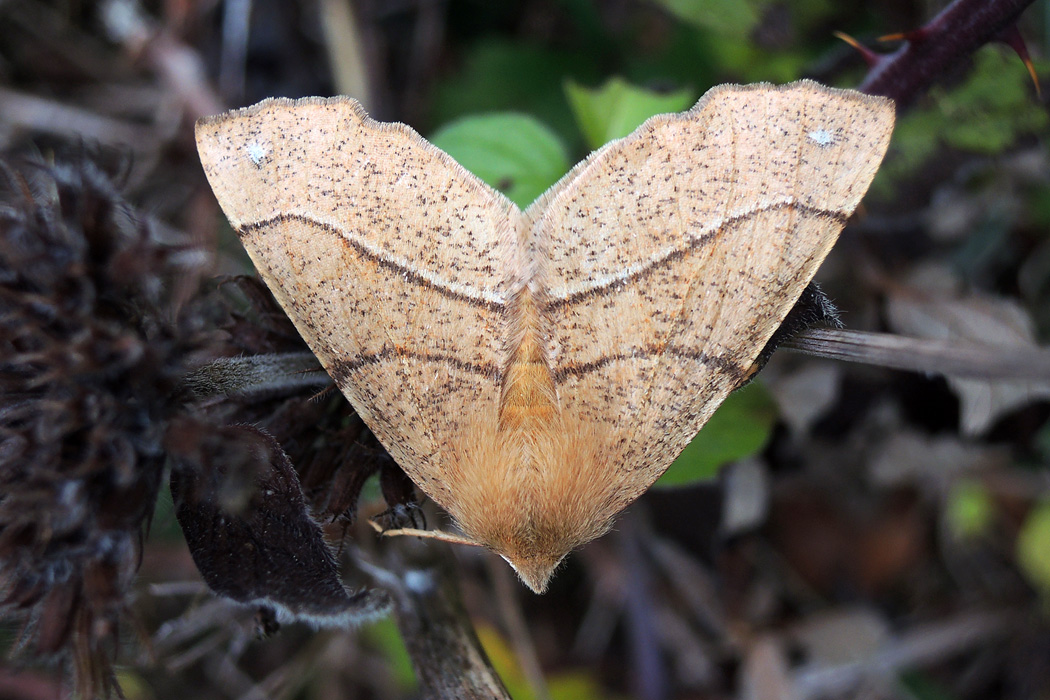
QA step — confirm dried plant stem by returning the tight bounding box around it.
[319,0,374,109]
[793,609,1020,699]
[787,328,1050,381]
[0,86,158,149]
[372,539,511,699]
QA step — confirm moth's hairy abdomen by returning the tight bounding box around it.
[445,416,621,592]
[196,81,895,593]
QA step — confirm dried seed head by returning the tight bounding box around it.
[0,156,210,695]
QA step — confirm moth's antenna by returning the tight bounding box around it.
[369,520,483,547]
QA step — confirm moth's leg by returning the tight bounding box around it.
[368,463,482,546]
[372,464,425,531]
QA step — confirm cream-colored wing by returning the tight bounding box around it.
[196,97,522,509]
[529,81,894,500]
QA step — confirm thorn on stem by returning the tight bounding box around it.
[833,31,883,68]
[996,23,1041,98]
[878,27,932,44]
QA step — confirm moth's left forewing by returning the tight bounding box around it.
[531,81,893,502]
[196,98,522,514]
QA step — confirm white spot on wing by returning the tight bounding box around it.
[246,141,271,167]
[807,129,836,148]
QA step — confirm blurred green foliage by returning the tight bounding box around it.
[431,40,602,150]
[430,113,570,207]
[945,480,995,540]
[1017,501,1050,597]
[898,670,959,700]
[874,47,1049,195]
[651,0,766,36]
[656,383,778,487]
[564,77,695,150]
[477,624,617,700]
[362,618,418,693]
[114,671,154,700]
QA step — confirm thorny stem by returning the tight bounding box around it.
[858,0,1039,107]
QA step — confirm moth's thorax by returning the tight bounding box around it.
[498,275,556,423]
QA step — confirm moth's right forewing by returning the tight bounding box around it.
[529,82,894,499]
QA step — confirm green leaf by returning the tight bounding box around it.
[430,39,602,148]
[945,480,995,540]
[651,0,765,37]
[1017,501,1050,595]
[361,617,416,692]
[656,382,778,488]
[565,77,696,150]
[430,113,570,208]
[701,32,810,84]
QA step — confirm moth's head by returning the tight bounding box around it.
[498,549,565,595]
[483,519,596,594]
[453,486,618,594]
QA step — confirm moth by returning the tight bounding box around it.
[196,81,894,593]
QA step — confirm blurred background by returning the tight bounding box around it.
[1,1,1050,698]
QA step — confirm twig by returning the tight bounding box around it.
[786,328,1050,381]
[0,87,159,150]
[792,609,1020,699]
[619,509,670,700]
[648,537,727,640]
[319,0,374,108]
[219,0,252,101]
[373,537,512,699]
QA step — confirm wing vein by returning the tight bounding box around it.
[239,213,506,310]
[545,201,846,308]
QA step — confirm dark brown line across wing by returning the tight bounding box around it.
[330,347,502,384]
[544,201,847,310]
[238,214,505,313]
[553,345,747,384]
